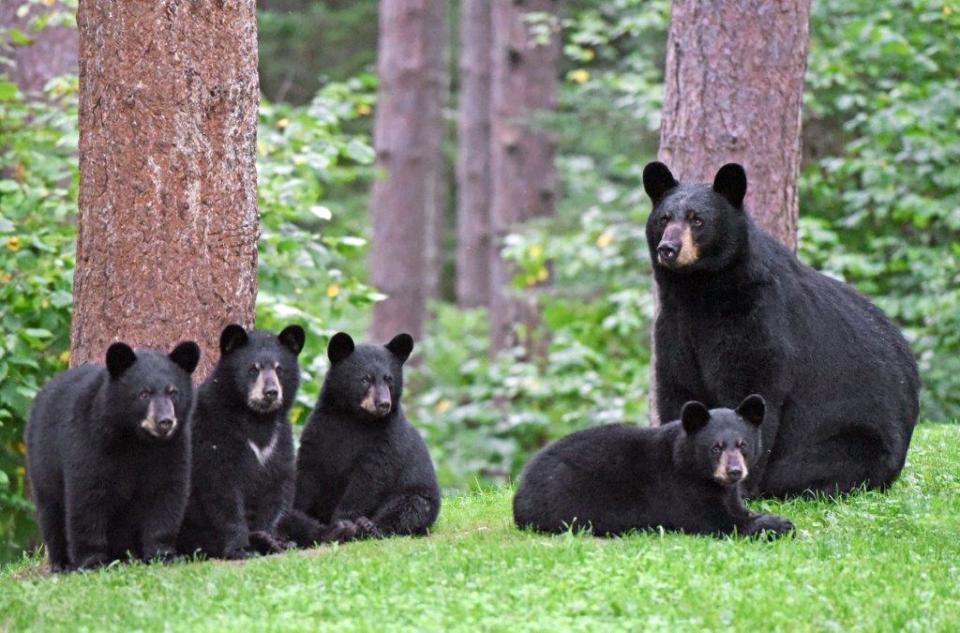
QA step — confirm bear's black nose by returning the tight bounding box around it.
[726,467,743,482]
[376,401,391,414]
[657,242,679,262]
[156,418,175,433]
[263,388,279,402]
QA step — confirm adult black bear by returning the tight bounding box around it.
[513,395,793,537]
[643,161,920,497]
[290,332,440,542]
[26,341,200,571]
[177,324,305,559]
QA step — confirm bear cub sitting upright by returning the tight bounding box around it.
[287,332,440,543]
[177,324,305,559]
[26,340,201,571]
[513,395,794,538]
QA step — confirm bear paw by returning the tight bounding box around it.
[75,552,111,571]
[745,514,794,539]
[353,516,382,539]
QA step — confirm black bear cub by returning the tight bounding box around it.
[286,332,440,544]
[26,341,201,571]
[177,324,305,559]
[643,162,920,497]
[513,395,794,538]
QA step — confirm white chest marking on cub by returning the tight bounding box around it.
[248,433,278,467]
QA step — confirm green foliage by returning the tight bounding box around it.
[0,59,78,561]
[255,76,380,421]
[801,0,960,421]
[3,426,960,630]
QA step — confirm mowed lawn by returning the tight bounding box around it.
[1,425,958,632]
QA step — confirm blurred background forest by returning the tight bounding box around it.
[1,0,958,561]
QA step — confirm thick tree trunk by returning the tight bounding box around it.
[658,0,809,250]
[72,0,260,378]
[424,3,450,303]
[0,2,78,96]
[489,0,559,355]
[455,0,493,309]
[649,0,810,425]
[369,0,447,343]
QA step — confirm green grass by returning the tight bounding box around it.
[2,425,959,632]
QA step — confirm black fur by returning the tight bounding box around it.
[513,395,793,537]
[177,324,304,559]
[643,162,921,497]
[26,341,200,571]
[288,332,440,544]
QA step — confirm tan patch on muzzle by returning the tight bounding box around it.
[360,386,378,414]
[676,225,700,266]
[713,450,748,485]
[140,400,177,439]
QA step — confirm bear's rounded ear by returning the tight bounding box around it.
[386,333,414,364]
[680,400,711,434]
[219,324,249,355]
[327,332,355,364]
[169,341,201,375]
[712,163,747,209]
[736,394,766,426]
[278,325,306,356]
[105,342,137,378]
[643,161,678,206]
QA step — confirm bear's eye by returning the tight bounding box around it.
[275,365,284,376]
[384,374,393,384]
[690,215,704,228]
[711,445,722,455]
[248,365,259,377]
[139,389,151,400]
[736,440,746,450]
[658,214,670,226]
[360,376,371,386]
[166,386,179,397]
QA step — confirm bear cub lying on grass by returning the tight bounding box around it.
[282,332,440,545]
[26,341,201,571]
[513,395,794,538]
[177,324,305,559]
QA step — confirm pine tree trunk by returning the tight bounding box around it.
[71,0,260,378]
[489,0,559,355]
[0,1,78,97]
[369,0,447,343]
[649,0,810,424]
[455,0,493,309]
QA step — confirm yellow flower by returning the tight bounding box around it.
[276,117,289,130]
[0,272,11,283]
[6,236,21,252]
[944,4,953,16]
[569,69,590,84]
[536,267,549,282]
[16,466,26,477]
[15,442,27,455]
[435,399,452,414]
[596,231,614,248]
[356,103,372,116]
[42,0,56,6]
[528,243,543,259]
[582,49,596,61]
[59,350,71,365]
[326,283,340,298]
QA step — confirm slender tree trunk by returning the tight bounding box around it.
[424,3,450,303]
[455,0,493,309]
[489,0,560,355]
[0,1,78,96]
[649,0,810,424]
[72,0,260,378]
[369,0,447,343]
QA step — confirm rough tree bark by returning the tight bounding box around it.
[72,0,260,378]
[0,1,77,96]
[455,0,493,309]
[369,0,447,343]
[424,3,450,303]
[489,0,560,355]
[649,0,810,424]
